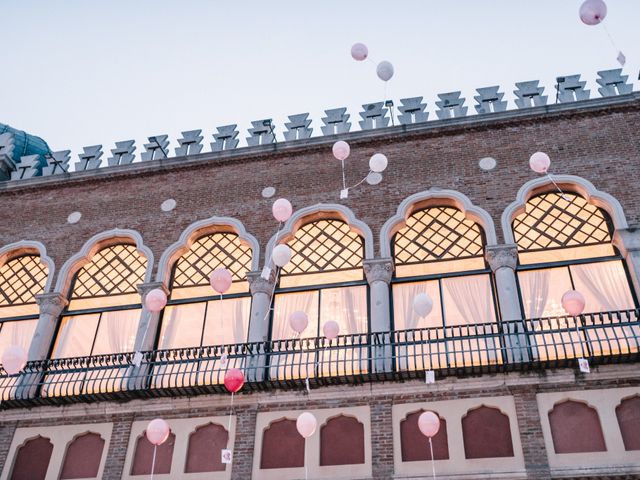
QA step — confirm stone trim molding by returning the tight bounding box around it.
[0,240,55,293]
[265,203,375,262]
[156,216,260,286]
[392,396,525,478]
[121,415,235,480]
[501,175,629,245]
[54,228,154,297]
[379,188,498,258]
[0,422,113,480]
[536,387,640,477]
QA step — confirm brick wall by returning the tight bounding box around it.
[1,99,639,286]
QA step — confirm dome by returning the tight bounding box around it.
[0,123,52,163]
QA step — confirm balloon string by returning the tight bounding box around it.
[228,392,234,433]
[261,222,283,324]
[429,437,436,480]
[341,159,347,190]
[150,444,157,480]
[546,173,568,200]
[305,442,308,480]
[600,23,620,53]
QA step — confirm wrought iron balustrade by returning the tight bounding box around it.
[0,309,638,408]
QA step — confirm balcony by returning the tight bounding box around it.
[1,309,638,409]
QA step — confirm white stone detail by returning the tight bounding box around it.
[67,211,82,224]
[161,199,176,212]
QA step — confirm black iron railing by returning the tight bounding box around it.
[1,309,638,408]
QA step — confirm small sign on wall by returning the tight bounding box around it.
[578,358,590,374]
[425,370,435,384]
[221,449,232,464]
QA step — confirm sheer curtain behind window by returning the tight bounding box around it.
[0,320,37,353]
[319,286,367,335]
[52,315,101,358]
[158,303,206,350]
[92,309,141,355]
[571,261,635,313]
[392,281,442,331]
[272,291,319,340]
[203,297,251,345]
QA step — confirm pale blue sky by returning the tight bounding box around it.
[1,1,638,156]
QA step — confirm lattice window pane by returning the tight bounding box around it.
[513,193,613,253]
[281,220,364,278]
[0,255,48,306]
[394,207,485,267]
[71,245,147,299]
[172,233,252,289]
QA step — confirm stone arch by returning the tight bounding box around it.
[156,216,260,286]
[501,175,628,245]
[185,422,229,473]
[462,405,514,459]
[319,414,365,466]
[9,435,53,479]
[265,203,375,262]
[59,431,105,479]
[54,228,153,296]
[548,399,606,454]
[380,189,498,258]
[260,418,304,469]
[0,240,54,293]
[400,409,449,462]
[615,394,640,451]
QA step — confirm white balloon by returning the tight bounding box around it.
[366,172,383,185]
[413,293,433,318]
[529,151,550,174]
[351,42,368,61]
[332,141,350,161]
[296,412,317,438]
[369,153,388,173]
[376,61,394,82]
[272,244,292,267]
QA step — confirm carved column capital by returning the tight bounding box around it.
[363,258,394,285]
[247,270,276,296]
[35,292,68,317]
[137,282,169,303]
[485,244,518,272]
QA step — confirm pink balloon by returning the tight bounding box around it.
[351,42,368,61]
[1,345,27,375]
[296,412,317,438]
[332,141,350,161]
[210,268,233,294]
[323,321,340,340]
[562,290,586,316]
[224,368,245,393]
[580,0,607,25]
[144,288,167,313]
[146,418,170,446]
[289,311,309,334]
[529,151,550,174]
[272,198,293,223]
[418,411,441,438]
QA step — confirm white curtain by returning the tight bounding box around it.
[272,291,319,340]
[571,261,635,313]
[0,319,37,353]
[392,281,442,331]
[158,303,206,349]
[442,275,495,326]
[203,297,251,345]
[320,286,367,335]
[92,309,141,355]
[518,270,551,320]
[52,314,100,358]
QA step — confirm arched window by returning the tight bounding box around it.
[271,219,367,377]
[400,410,449,462]
[260,419,304,469]
[185,423,229,473]
[158,232,252,351]
[320,415,365,466]
[51,244,147,359]
[131,430,175,475]
[514,192,637,358]
[616,396,640,451]
[462,406,514,459]
[548,400,606,453]
[9,436,53,480]
[0,254,47,361]
[391,206,498,370]
[59,432,105,479]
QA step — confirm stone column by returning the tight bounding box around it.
[246,270,277,381]
[613,228,640,299]
[364,258,394,373]
[485,244,529,362]
[30,292,68,361]
[127,282,168,390]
